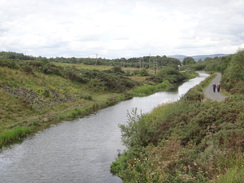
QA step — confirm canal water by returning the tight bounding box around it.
[0,72,209,183]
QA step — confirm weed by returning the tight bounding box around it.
[0,127,32,147]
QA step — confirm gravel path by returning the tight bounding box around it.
[204,73,227,101]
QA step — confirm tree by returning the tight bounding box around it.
[139,68,149,76]
[222,51,244,94]
[227,51,244,83]
[182,57,196,65]
[156,66,185,83]
[111,66,124,74]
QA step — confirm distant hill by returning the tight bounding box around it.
[169,54,229,61]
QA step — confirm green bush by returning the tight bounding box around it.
[182,87,204,102]
[0,59,20,69]
[139,68,149,76]
[221,51,244,94]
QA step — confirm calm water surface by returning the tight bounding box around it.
[0,72,209,183]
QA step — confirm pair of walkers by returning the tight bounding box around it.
[212,83,220,92]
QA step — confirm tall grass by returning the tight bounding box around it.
[132,80,171,96]
[209,155,244,183]
[0,127,32,147]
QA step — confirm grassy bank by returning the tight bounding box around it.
[0,59,195,148]
[0,61,135,148]
[110,74,244,182]
[111,51,244,182]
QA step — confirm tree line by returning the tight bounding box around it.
[0,51,181,69]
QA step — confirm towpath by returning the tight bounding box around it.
[204,73,227,101]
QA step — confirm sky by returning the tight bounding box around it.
[0,0,244,59]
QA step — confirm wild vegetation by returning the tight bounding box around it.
[110,51,244,182]
[0,53,193,148]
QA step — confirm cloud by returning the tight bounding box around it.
[0,0,244,58]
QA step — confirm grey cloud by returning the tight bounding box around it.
[0,0,243,58]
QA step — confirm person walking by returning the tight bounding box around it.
[212,83,216,92]
[216,83,220,92]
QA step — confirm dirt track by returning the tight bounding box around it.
[204,73,227,101]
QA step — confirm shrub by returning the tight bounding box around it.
[111,93,243,182]
[182,87,204,102]
[222,51,244,94]
[139,68,149,76]
[0,59,20,69]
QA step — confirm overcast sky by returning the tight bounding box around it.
[1,0,244,58]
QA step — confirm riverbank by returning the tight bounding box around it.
[0,71,110,145]
[0,60,196,148]
[110,72,243,182]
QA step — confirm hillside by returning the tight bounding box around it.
[0,60,139,147]
[0,58,195,148]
